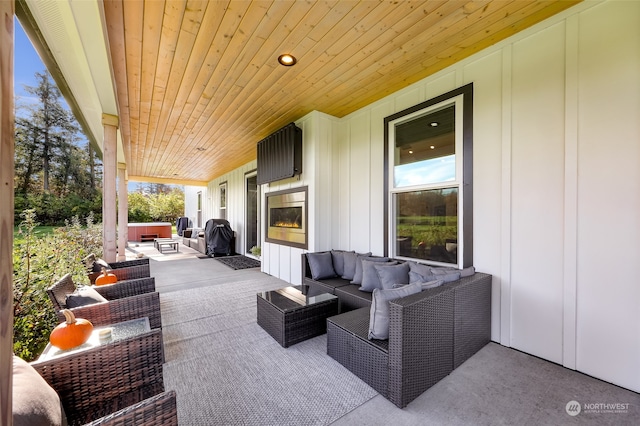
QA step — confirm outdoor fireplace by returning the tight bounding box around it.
[265,187,307,249]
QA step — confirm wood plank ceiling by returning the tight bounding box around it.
[102,0,580,183]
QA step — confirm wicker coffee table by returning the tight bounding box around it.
[257,286,338,348]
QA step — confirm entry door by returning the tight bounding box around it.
[246,172,259,255]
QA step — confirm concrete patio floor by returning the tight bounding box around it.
[130,238,640,425]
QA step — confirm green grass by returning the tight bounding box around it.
[13,225,57,246]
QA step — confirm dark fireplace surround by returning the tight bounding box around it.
[265,187,307,249]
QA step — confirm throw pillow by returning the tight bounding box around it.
[331,250,351,277]
[90,257,110,273]
[368,282,422,340]
[408,261,435,283]
[352,256,389,285]
[376,262,410,289]
[12,355,66,426]
[342,251,371,281]
[307,252,336,280]
[66,286,108,308]
[359,260,397,292]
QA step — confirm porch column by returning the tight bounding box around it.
[0,1,14,424]
[102,114,118,263]
[117,163,128,261]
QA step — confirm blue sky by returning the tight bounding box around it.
[14,19,50,109]
[14,19,155,192]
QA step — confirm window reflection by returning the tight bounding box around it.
[395,188,458,264]
[394,105,455,187]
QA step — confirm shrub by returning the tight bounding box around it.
[13,210,103,361]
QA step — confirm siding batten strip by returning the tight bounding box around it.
[562,14,579,371]
[500,44,512,347]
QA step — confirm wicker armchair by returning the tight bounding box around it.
[84,254,151,285]
[48,274,162,329]
[30,329,177,426]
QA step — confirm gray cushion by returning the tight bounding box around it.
[376,262,410,289]
[430,266,475,278]
[12,355,66,426]
[368,282,422,340]
[398,279,444,290]
[430,271,461,282]
[331,250,351,277]
[359,260,396,292]
[342,251,371,281]
[65,286,108,308]
[352,256,389,285]
[307,252,336,280]
[408,261,435,282]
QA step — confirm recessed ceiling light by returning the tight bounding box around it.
[430,145,435,149]
[278,54,297,66]
[430,122,439,127]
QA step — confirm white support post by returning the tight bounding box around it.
[102,114,118,263]
[117,163,128,261]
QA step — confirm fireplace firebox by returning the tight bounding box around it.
[265,187,307,249]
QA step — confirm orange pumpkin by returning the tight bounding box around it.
[50,309,94,350]
[95,267,117,286]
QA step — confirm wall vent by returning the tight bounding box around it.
[256,123,302,185]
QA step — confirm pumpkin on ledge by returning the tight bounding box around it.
[95,266,117,286]
[49,309,94,350]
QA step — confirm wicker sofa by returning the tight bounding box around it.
[301,252,492,408]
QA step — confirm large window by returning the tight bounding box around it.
[384,84,473,267]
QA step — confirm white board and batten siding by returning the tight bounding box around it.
[262,111,341,285]
[335,1,640,392]
[204,161,257,256]
[191,1,640,393]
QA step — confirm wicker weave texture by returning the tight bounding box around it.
[257,294,338,347]
[84,391,178,426]
[453,273,492,368]
[31,329,166,426]
[327,309,389,397]
[326,272,492,409]
[87,258,151,284]
[388,289,454,408]
[48,274,163,329]
[93,277,156,300]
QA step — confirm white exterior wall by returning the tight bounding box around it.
[335,0,640,392]
[205,160,257,256]
[183,185,206,229]
[261,111,341,285]
[192,1,640,392]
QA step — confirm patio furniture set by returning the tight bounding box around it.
[256,250,492,409]
[12,255,178,425]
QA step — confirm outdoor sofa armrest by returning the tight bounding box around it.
[108,257,150,270]
[88,260,151,285]
[58,292,162,329]
[84,390,178,426]
[386,272,492,408]
[92,276,156,299]
[31,329,166,426]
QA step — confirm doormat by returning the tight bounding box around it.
[215,255,261,270]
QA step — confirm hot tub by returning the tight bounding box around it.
[127,222,172,242]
